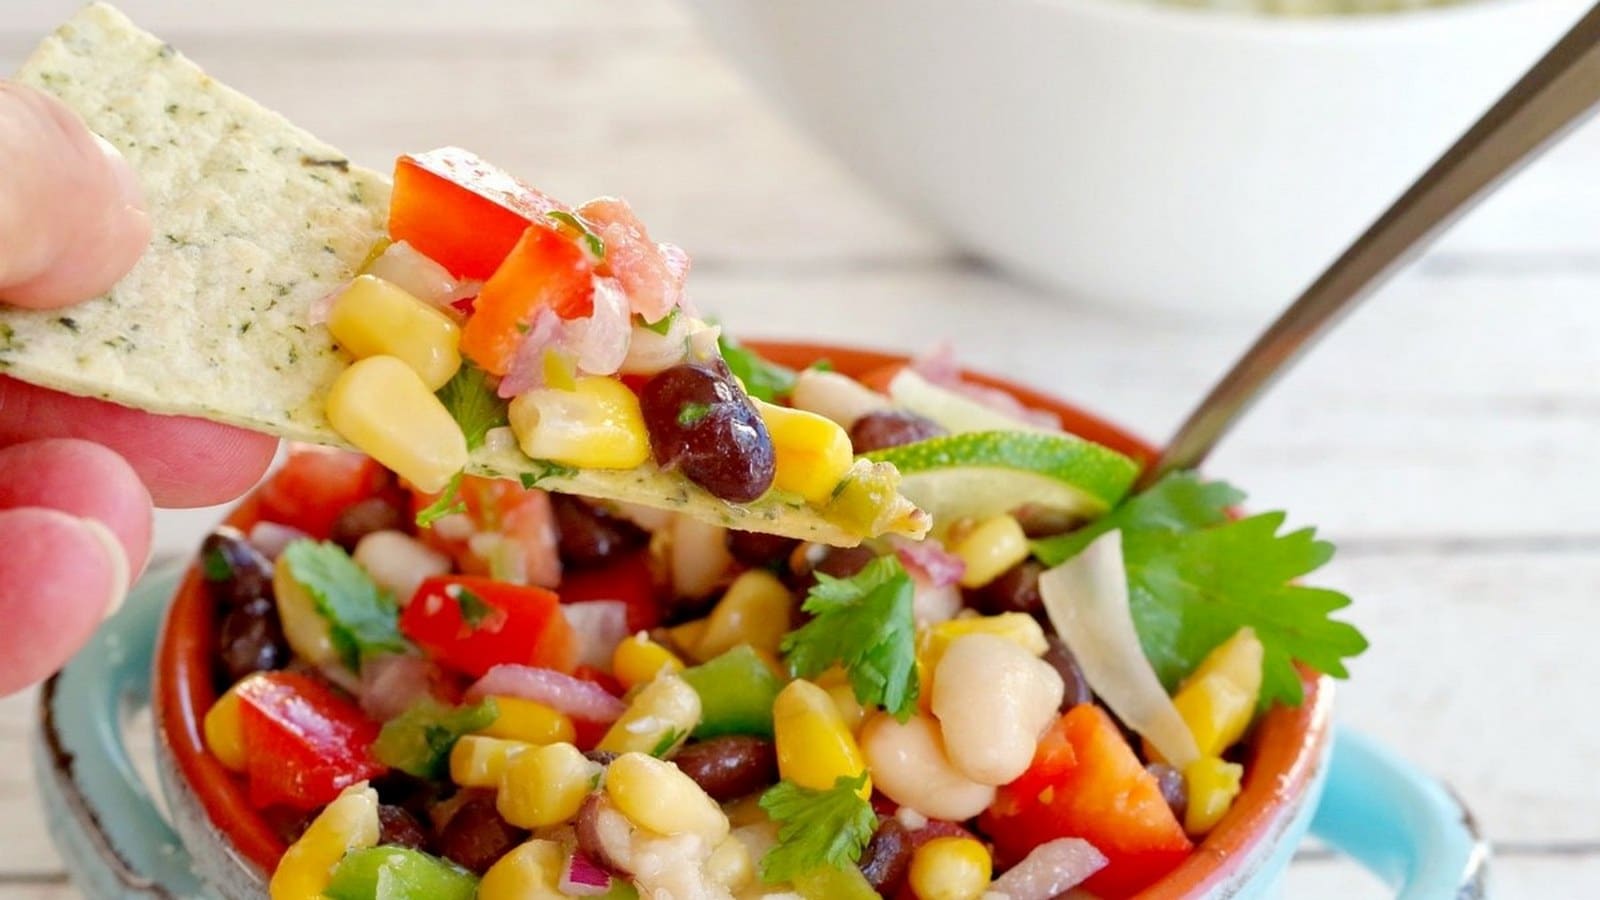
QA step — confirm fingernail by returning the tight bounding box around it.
[73,515,131,620]
[91,132,146,212]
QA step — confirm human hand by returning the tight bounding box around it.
[0,83,279,695]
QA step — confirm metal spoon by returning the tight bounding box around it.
[1147,1,1600,484]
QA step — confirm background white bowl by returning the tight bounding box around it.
[681,0,1586,316]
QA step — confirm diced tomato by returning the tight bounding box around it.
[576,197,687,323]
[981,704,1193,898]
[233,672,385,811]
[413,475,562,589]
[389,147,567,280]
[460,225,595,375]
[256,448,389,539]
[558,550,661,632]
[401,575,579,678]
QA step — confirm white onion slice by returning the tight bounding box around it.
[985,838,1107,900]
[619,313,692,376]
[561,601,632,671]
[1038,530,1200,769]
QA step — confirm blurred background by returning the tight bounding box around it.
[4,0,1600,896]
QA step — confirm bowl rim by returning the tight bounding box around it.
[153,338,1335,896]
[980,0,1569,38]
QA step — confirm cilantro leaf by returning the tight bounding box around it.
[454,585,495,629]
[718,333,796,402]
[436,363,508,451]
[650,727,686,758]
[758,774,877,883]
[373,698,499,779]
[1035,473,1367,708]
[781,555,919,719]
[416,471,466,528]
[519,460,576,489]
[280,540,411,670]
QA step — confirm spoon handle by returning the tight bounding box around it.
[1149,1,1600,484]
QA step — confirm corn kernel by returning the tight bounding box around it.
[772,679,871,798]
[477,697,576,746]
[705,835,755,891]
[269,783,379,900]
[326,356,468,493]
[597,672,702,755]
[508,376,650,470]
[477,839,566,900]
[327,274,462,390]
[753,399,854,505]
[696,570,793,660]
[605,752,729,842]
[1174,627,1265,758]
[497,742,601,829]
[613,632,685,690]
[1184,756,1245,836]
[908,836,992,900]
[949,515,1030,589]
[666,618,711,661]
[203,681,249,772]
[273,555,339,668]
[823,681,866,734]
[450,735,533,788]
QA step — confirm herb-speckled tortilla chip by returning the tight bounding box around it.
[4,4,928,546]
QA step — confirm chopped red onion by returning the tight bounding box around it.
[247,521,310,559]
[566,276,632,376]
[559,851,614,895]
[465,664,626,723]
[910,344,1062,430]
[561,601,632,671]
[358,654,440,722]
[365,240,479,314]
[308,287,340,326]
[987,838,1106,900]
[892,535,966,589]
[498,306,567,398]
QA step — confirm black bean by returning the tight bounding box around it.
[435,791,526,875]
[583,750,621,767]
[216,598,289,683]
[554,495,647,570]
[378,804,430,851]
[640,362,775,503]
[858,817,913,895]
[1042,635,1095,711]
[1147,763,1188,825]
[967,560,1045,618]
[199,527,273,610]
[330,494,409,551]
[670,737,778,802]
[725,529,799,570]
[848,409,945,454]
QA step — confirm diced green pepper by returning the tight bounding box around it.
[372,698,498,779]
[680,645,785,739]
[325,846,478,900]
[792,864,879,900]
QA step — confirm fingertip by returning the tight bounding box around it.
[0,438,152,573]
[0,508,124,696]
[146,424,278,508]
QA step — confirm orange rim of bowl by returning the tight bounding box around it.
[152,338,1334,890]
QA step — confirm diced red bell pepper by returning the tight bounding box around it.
[981,704,1193,898]
[460,225,595,375]
[233,672,385,811]
[389,147,567,280]
[401,575,579,678]
[256,448,390,540]
[557,549,661,632]
[411,475,562,588]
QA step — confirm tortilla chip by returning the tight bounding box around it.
[4,4,927,545]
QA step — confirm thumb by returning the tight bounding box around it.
[0,82,151,307]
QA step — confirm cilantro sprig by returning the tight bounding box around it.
[718,333,796,402]
[436,363,508,452]
[758,774,877,883]
[280,540,412,670]
[1033,472,1368,708]
[781,555,919,720]
[416,471,466,528]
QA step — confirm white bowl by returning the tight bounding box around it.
[683,0,1585,316]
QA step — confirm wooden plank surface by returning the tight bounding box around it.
[3,0,1600,896]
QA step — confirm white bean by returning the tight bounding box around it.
[353,530,451,603]
[789,369,891,429]
[860,712,997,821]
[670,515,734,600]
[932,633,1064,786]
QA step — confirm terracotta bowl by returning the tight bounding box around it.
[35,341,1484,899]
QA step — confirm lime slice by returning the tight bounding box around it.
[888,369,1057,434]
[866,431,1139,523]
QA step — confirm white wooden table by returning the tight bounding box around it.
[3,1,1599,896]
